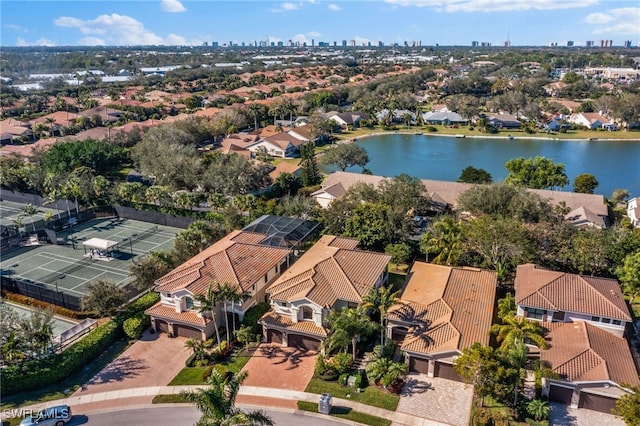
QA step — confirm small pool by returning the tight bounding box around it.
[4,302,78,336]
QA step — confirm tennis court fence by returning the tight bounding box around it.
[1,276,82,311]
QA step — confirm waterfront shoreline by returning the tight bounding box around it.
[337,129,640,143]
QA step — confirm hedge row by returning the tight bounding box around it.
[0,291,160,395]
[1,291,88,320]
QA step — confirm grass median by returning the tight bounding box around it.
[297,401,391,426]
[304,378,399,411]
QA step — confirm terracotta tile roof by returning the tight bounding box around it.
[515,264,631,321]
[259,310,327,337]
[263,132,305,150]
[322,235,360,250]
[269,162,301,180]
[145,302,208,326]
[267,235,390,308]
[541,321,640,386]
[389,262,497,355]
[155,230,291,295]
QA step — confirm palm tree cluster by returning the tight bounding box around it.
[194,282,250,348]
[184,369,273,426]
[0,302,55,365]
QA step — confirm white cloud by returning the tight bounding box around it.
[308,31,322,37]
[586,7,640,35]
[78,36,106,46]
[384,0,598,12]
[328,4,342,11]
[4,24,29,32]
[161,0,186,13]
[53,13,201,45]
[16,37,55,46]
[272,2,300,12]
[354,36,371,45]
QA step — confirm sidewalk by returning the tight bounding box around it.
[4,385,452,426]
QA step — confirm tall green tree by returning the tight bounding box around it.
[573,173,599,194]
[457,166,492,184]
[81,280,127,317]
[613,386,640,426]
[183,369,273,426]
[344,202,390,251]
[505,156,569,189]
[419,216,462,265]
[21,203,42,234]
[320,143,369,172]
[616,252,640,302]
[195,283,222,347]
[299,142,321,187]
[454,343,503,407]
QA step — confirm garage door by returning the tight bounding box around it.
[288,334,321,351]
[578,392,617,414]
[549,384,574,404]
[409,357,430,374]
[175,324,202,339]
[435,362,464,382]
[267,329,283,344]
[155,319,169,333]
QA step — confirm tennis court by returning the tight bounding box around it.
[1,217,181,310]
[0,199,65,228]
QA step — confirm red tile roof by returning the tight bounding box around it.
[145,302,208,326]
[259,310,327,337]
[515,264,631,321]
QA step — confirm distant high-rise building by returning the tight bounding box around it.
[549,42,558,47]
[404,41,408,47]
[585,40,594,47]
[229,41,233,47]
[480,41,491,47]
[212,41,218,48]
[350,40,356,47]
[318,41,329,47]
[277,41,283,47]
[342,40,347,47]
[504,40,511,47]
[311,39,315,47]
[334,41,337,47]
[378,41,384,47]
[471,41,479,47]
[600,39,613,47]
[623,40,632,48]
[202,41,208,47]
[567,40,574,47]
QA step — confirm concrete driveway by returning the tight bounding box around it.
[396,374,474,426]
[75,328,190,396]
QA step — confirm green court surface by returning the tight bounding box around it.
[0,200,64,228]
[1,217,180,299]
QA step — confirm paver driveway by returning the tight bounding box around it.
[548,402,625,426]
[396,374,473,426]
[241,343,317,390]
[75,328,190,396]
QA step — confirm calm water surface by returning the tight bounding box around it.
[350,134,640,198]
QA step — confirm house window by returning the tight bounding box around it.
[591,316,601,322]
[552,311,565,321]
[264,274,268,283]
[527,308,545,320]
[280,301,288,308]
[612,319,622,326]
[301,306,313,320]
[184,296,194,310]
[601,318,611,324]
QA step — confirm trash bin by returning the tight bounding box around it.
[318,393,332,415]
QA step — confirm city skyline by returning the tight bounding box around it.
[1,0,639,48]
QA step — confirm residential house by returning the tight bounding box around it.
[422,111,468,125]
[325,111,369,129]
[386,262,497,381]
[627,197,640,228]
[543,82,569,97]
[311,172,609,226]
[268,161,302,183]
[486,114,521,129]
[569,112,613,130]
[0,119,34,145]
[259,235,391,350]
[540,321,640,413]
[564,206,608,229]
[145,230,293,340]
[514,264,632,338]
[248,131,306,158]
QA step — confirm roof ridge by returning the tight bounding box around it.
[581,276,630,320]
[327,251,362,303]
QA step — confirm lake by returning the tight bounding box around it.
[350,134,640,198]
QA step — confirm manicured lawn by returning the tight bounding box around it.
[297,401,391,426]
[168,343,258,385]
[152,394,190,404]
[305,378,399,411]
[0,339,130,410]
[388,271,407,292]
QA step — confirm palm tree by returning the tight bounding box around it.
[247,103,262,131]
[185,338,207,361]
[224,285,250,338]
[365,357,408,388]
[195,283,222,347]
[490,316,548,406]
[145,185,171,206]
[21,203,42,234]
[324,307,378,361]
[419,216,462,265]
[362,286,400,346]
[527,399,550,421]
[183,369,273,426]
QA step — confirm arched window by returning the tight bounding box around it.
[184,296,194,310]
[301,306,313,320]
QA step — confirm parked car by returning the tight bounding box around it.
[19,405,72,426]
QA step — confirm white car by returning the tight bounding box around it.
[19,405,72,426]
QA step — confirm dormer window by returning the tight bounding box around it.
[184,296,194,310]
[301,306,313,320]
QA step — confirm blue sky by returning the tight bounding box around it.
[1,0,638,47]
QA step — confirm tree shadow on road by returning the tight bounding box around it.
[400,377,434,396]
[80,356,147,389]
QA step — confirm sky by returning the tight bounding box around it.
[1,0,638,48]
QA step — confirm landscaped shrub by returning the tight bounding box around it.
[201,366,214,381]
[241,302,270,334]
[331,353,353,375]
[115,292,159,324]
[426,126,438,132]
[339,373,349,386]
[0,320,122,395]
[123,313,149,340]
[1,291,86,319]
